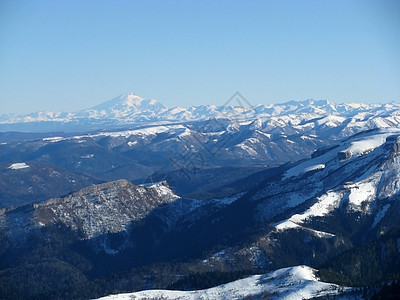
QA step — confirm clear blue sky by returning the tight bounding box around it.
[0,0,399,114]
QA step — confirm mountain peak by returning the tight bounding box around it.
[90,93,142,110]
[87,93,167,119]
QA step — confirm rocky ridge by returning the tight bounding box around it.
[0,179,179,241]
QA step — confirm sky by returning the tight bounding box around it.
[0,0,399,114]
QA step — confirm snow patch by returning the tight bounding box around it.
[275,191,340,238]
[236,143,258,156]
[145,181,180,201]
[283,147,337,179]
[43,136,64,142]
[347,176,379,211]
[304,164,325,172]
[344,131,398,157]
[8,163,30,170]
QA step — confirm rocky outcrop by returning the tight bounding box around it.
[386,135,400,155]
[311,145,339,159]
[337,150,352,161]
[2,179,180,240]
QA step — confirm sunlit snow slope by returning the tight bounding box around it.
[95,265,348,300]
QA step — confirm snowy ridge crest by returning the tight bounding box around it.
[94,265,349,300]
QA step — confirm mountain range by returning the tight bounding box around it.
[0,94,400,299]
[1,93,400,133]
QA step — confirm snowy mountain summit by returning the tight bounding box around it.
[87,93,167,120]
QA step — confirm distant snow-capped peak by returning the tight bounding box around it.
[89,93,167,112]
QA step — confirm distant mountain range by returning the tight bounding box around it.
[1,93,400,132]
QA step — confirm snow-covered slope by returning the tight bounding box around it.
[94,265,348,300]
[274,129,400,236]
[253,129,400,217]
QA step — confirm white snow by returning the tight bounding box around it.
[304,164,325,172]
[346,173,381,210]
[372,117,390,128]
[283,129,400,180]
[344,133,390,157]
[316,115,346,127]
[300,135,314,140]
[283,146,337,179]
[76,125,188,140]
[146,182,180,200]
[178,128,192,138]
[8,162,30,170]
[275,191,341,238]
[43,136,64,142]
[236,143,258,156]
[94,265,348,300]
[275,219,301,230]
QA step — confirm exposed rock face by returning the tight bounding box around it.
[311,145,339,159]
[2,179,179,240]
[38,179,179,239]
[395,137,400,154]
[337,150,351,161]
[386,135,400,155]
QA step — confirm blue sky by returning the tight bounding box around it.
[0,0,399,114]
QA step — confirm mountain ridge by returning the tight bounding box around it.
[95,265,350,300]
[1,93,399,132]
[0,179,180,241]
